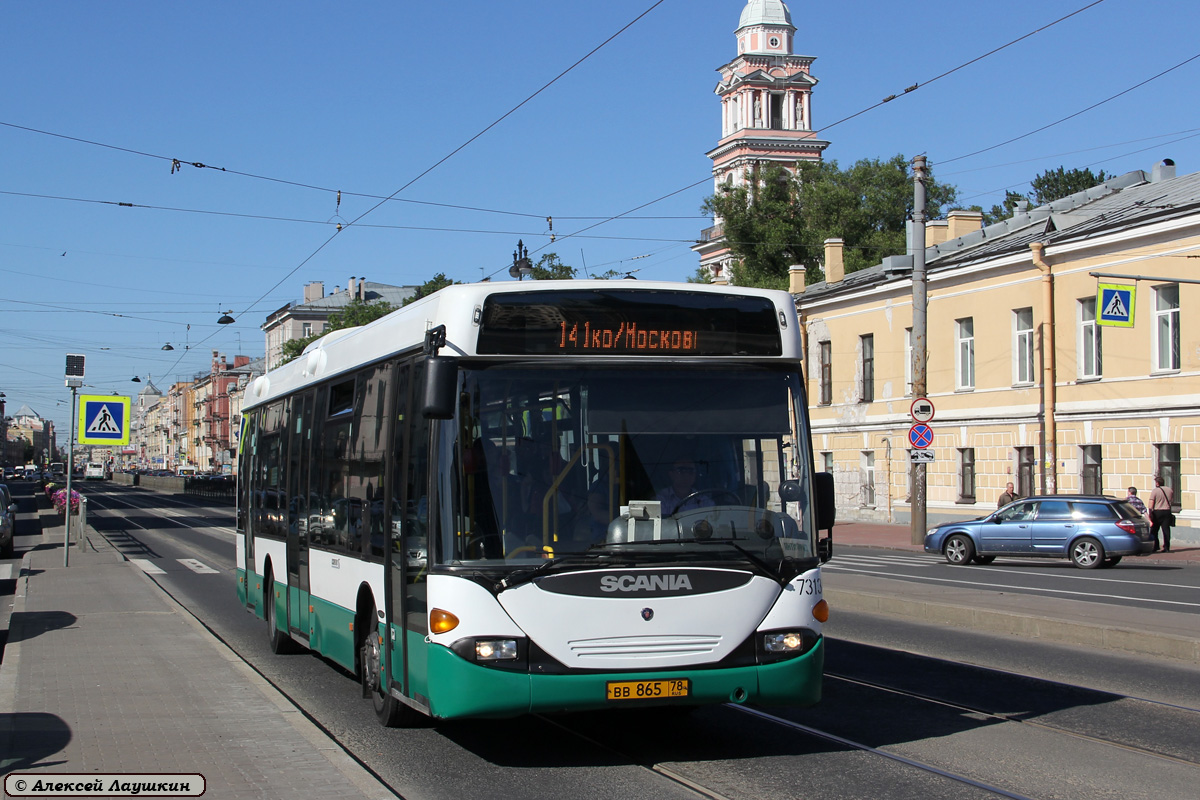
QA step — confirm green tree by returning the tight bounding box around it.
[278,297,396,365]
[531,252,576,280]
[703,155,959,289]
[976,190,1031,226]
[1029,166,1109,206]
[402,273,458,307]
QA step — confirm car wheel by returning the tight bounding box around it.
[973,555,996,565]
[1101,556,1122,568]
[944,534,975,565]
[1070,537,1104,569]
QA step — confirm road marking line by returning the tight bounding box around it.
[178,558,219,574]
[0,564,12,579]
[129,558,166,575]
[826,566,1200,609]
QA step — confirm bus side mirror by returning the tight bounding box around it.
[422,356,459,419]
[814,471,835,562]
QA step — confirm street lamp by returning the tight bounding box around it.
[509,240,533,280]
[217,310,236,324]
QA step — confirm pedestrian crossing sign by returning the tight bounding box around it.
[78,395,131,445]
[1097,283,1136,327]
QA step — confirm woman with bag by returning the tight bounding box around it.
[1148,475,1174,553]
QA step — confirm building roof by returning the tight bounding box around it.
[12,404,40,419]
[738,0,793,30]
[800,162,1199,301]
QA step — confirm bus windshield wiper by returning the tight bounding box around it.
[498,552,614,591]
[593,538,782,581]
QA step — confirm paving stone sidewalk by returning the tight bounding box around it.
[0,526,395,799]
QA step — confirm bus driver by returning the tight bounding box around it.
[657,458,716,516]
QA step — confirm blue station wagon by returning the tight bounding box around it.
[924,495,1154,569]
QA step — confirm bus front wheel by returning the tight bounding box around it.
[360,603,423,728]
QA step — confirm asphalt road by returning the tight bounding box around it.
[9,481,1198,800]
[824,546,1200,617]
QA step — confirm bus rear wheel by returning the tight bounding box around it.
[360,603,423,728]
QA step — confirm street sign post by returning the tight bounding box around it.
[910,397,935,424]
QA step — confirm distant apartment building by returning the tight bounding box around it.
[262,277,415,370]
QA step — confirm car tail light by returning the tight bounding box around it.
[1116,520,1138,535]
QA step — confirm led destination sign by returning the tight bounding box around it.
[477,290,783,357]
[558,321,698,352]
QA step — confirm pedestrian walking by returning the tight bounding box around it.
[1147,476,1174,553]
[1125,486,1148,519]
[997,481,1018,508]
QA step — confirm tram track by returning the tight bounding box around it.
[823,670,1200,769]
[730,704,1038,800]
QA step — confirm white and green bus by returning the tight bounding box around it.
[237,281,834,726]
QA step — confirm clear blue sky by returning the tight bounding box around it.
[3,0,1198,439]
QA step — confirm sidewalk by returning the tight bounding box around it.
[0,518,395,798]
[827,521,1200,662]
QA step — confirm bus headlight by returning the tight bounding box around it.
[475,639,518,661]
[763,632,805,653]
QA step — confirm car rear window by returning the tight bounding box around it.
[1070,502,1116,520]
[1112,501,1146,520]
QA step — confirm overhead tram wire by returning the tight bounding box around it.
[936,50,1200,168]
[814,0,1108,135]
[157,0,668,379]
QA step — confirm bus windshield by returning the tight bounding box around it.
[439,365,815,569]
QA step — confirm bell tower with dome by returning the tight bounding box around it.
[693,0,830,283]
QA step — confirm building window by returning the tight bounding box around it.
[904,327,914,396]
[1016,447,1035,498]
[302,322,312,337]
[1156,443,1181,511]
[818,341,832,405]
[1014,308,1034,385]
[956,318,975,390]
[958,448,976,502]
[860,451,876,507]
[1081,445,1102,495]
[1078,297,1102,380]
[860,334,874,403]
[1154,284,1180,371]
[821,452,833,474]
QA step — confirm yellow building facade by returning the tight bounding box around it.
[797,163,1196,543]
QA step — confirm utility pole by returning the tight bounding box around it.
[64,353,85,566]
[910,156,928,545]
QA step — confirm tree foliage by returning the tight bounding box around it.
[703,155,959,288]
[401,273,458,307]
[278,297,396,365]
[973,167,1110,225]
[531,252,576,280]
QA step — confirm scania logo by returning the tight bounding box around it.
[641,608,654,621]
[599,574,694,593]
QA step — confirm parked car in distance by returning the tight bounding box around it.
[924,495,1154,569]
[0,483,15,558]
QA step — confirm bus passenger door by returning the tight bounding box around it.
[388,361,431,706]
[286,392,313,638]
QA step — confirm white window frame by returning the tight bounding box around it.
[1154,284,1180,372]
[860,451,876,507]
[1078,297,1102,380]
[1013,308,1034,385]
[956,318,975,391]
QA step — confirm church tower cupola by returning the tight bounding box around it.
[737,0,795,55]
